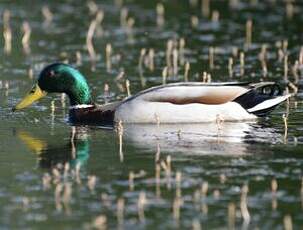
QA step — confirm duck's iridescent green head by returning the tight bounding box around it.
[13,63,92,111]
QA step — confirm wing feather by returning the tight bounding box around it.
[130,83,249,105]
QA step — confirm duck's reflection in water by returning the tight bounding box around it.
[16,121,281,166]
[17,127,89,168]
[122,122,281,155]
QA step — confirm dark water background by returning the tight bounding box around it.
[0,0,302,229]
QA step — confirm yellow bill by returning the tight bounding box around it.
[13,84,47,111]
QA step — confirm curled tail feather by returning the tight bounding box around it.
[234,83,291,116]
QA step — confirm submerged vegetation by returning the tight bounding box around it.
[0,0,302,228]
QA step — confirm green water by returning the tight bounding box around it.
[0,0,303,229]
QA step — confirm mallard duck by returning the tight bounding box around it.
[13,63,291,124]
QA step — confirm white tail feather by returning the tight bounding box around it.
[247,94,291,113]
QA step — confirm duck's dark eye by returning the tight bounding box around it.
[49,70,55,77]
